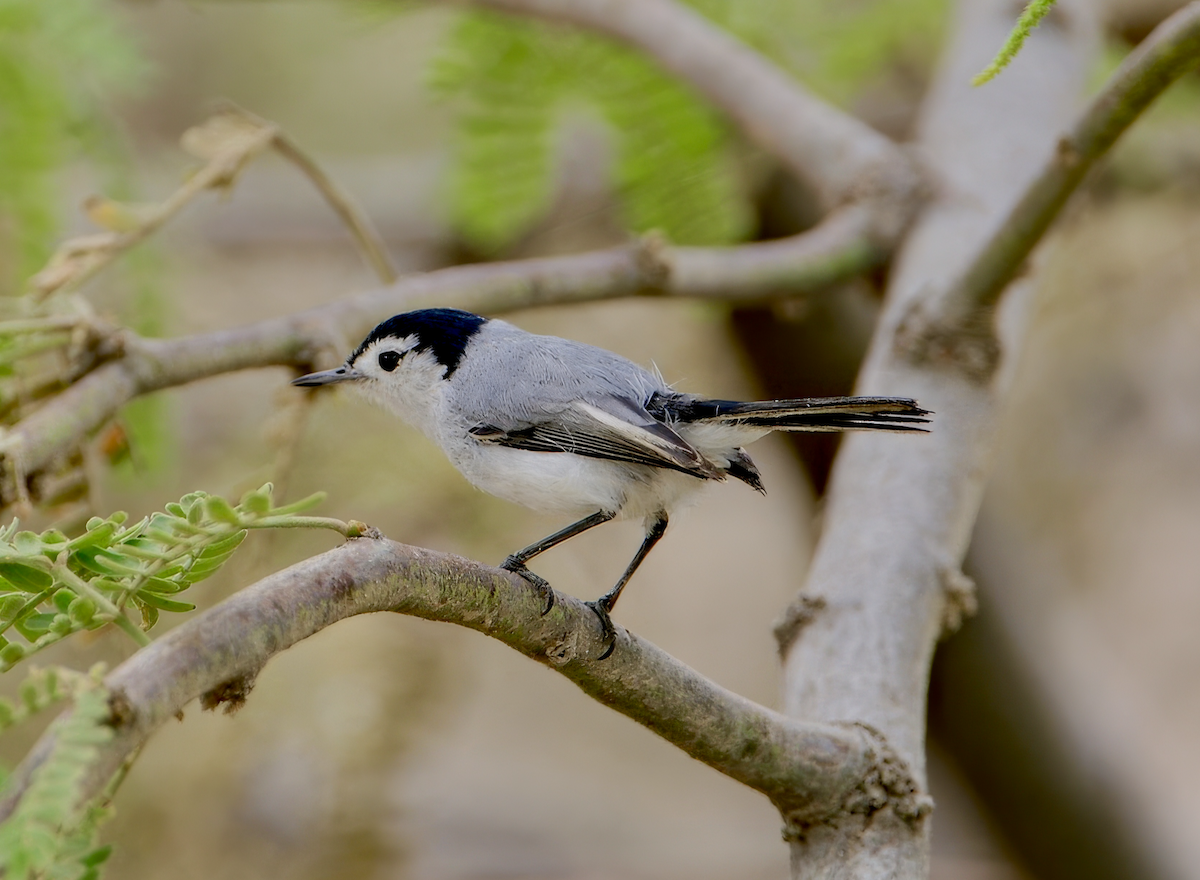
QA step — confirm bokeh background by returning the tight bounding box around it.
[2,1,1199,878]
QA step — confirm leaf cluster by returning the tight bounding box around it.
[0,484,332,672]
[428,5,752,251]
[427,0,947,252]
[0,669,114,880]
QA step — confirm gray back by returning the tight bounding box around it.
[447,320,667,430]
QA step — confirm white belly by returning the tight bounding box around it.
[447,439,709,520]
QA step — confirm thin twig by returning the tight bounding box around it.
[216,101,398,285]
[29,105,396,298]
[31,117,277,299]
[270,133,398,284]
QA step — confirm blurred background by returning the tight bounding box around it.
[1,1,1199,878]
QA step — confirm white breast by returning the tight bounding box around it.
[440,433,710,521]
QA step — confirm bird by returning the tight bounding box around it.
[293,308,930,657]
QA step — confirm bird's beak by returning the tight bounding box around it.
[291,365,363,387]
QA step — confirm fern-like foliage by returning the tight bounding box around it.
[428,0,947,252]
[428,7,751,251]
[0,0,146,293]
[972,0,1058,86]
[0,668,113,880]
[0,484,342,672]
[0,486,350,875]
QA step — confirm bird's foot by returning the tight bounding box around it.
[584,598,617,660]
[501,557,555,615]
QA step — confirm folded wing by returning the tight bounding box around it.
[469,395,723,479]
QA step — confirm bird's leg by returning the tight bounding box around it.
[502,510,615,614]
[587,513,669,659]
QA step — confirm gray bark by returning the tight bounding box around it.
[780,0,1100,875]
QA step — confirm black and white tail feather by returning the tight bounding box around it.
[650,392,931,433]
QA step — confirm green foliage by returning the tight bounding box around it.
[0,486,344,876]
[0,669,114,880]
[973,0,1058,86]
[429,7,752,251]
[0,483,334,672]
[0,0,147,292]
[429,0,947,251]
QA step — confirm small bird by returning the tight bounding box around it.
[294,308,929,655]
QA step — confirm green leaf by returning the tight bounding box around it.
[201,531,247,557]
[135,593,194,613]
[13,531,44,555]
[240,487,271,517]
[0,681,116,877]
[67,597,96,626]
[0,594,27,622]
[49,613,73,635]
[16,612,55,636]
[69,549,124,578]
[267,491,327,517]
[973,0,1057,86]
[138,604,158,631]
[0,642,25,666]
[40,529,68,547]
[81,845,112,868]
[0,560,55,591]
[431,8,751,250]
[140,577,185,595]
[204,496,241,526]
[67,520,118,549]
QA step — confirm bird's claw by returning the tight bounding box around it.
[501,557,555,615]
[584,599,617,660]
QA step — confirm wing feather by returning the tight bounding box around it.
[470,396,721,479]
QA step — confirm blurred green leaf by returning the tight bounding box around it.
[0,561,54,592]
[0,0,148,291]
[430,0,946,250]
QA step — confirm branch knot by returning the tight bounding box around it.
[782,721,931,842]
[938,566,978,638]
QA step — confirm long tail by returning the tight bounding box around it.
[652,394,932,433]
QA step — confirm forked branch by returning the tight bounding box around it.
[898,0,1200,377]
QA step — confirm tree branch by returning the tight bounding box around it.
[32,106,397,298]
[1,213,881,506]
[898,0,1200,377]
[779,0,1102,874]
[0,535,919,830]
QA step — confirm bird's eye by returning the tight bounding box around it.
[378,350,401,372]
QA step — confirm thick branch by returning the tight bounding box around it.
[460,0,918,209]
[780,0,1102,875]
[0,536,902,829]
[899,0,1200,376]
[2,216,881,498]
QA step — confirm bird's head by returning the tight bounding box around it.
[292,308,488,427]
